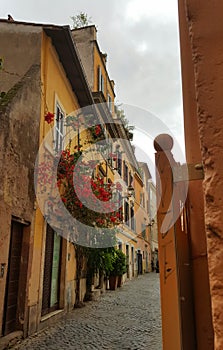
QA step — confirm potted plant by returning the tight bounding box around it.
[109,249,127,290]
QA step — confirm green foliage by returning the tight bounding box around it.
[71,12,92,29]
[115,105,134,141]
[110,249,127,276]
[87,246,116,277]
[0,83,22,112]
[86,247,126,279]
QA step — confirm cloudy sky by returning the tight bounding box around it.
[1,0,184,168]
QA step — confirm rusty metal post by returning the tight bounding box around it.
[154,134,196,350]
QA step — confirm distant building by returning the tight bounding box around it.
[135,162,153,274]
[148,181,158,265]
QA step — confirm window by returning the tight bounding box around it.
[129,173,133,187]
[123,161,128,184]
[140,193,145,207]
[130,206,135,231]
[117,151,122,176]
[124,201,129,225]
[107,94,112,113]
[55,103,65,152]
[118,194,123,222]
[107,141,113,167]
[141,223,146,239]
[150,188,153,201]
[98,66,104,93]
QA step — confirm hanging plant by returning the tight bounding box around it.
[90,124,105,140]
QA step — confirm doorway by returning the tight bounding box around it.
[3,221,23,335]
[42,225,62,316]
[137,252,142,275]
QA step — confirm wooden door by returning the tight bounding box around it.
[3,221,23,335]
[137,252,142,275]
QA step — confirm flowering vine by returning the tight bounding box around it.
[37,112,123,231]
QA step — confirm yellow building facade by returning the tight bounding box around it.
[72,25,141,280]
[0,20,155,346]
[134,165,152,274]
[0,20,95,340]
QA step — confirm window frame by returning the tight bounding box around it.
[54,101,65,153]
[98,66,104,94]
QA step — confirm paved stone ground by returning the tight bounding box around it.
[13,273,162,350]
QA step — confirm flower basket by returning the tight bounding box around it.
[90,124,105,141]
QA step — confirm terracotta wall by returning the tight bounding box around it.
[178,1,223,349]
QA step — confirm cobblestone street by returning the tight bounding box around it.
[13,273,162,350]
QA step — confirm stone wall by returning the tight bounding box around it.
[0,21,41,93]
[0,64,41,334]
[71,26,96,90]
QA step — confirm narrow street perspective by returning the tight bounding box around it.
[1,1,223,350]
[12,274,161,350]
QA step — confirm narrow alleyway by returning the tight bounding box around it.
[13,274,162,350]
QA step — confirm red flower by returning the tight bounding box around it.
[44,112,54,124]
[95,125,101,135]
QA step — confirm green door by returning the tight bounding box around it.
[50,233,61,307]
[42,225,62,315]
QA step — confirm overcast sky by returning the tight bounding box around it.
[1,0,184,169]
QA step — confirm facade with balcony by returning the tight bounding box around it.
[0,19,156,345]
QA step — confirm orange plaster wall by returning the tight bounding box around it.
[179,1,223,348]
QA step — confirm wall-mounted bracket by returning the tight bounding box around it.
[173,163,204,183]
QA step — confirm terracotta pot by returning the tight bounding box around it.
[117,275,123,287]
[109,275,118,290]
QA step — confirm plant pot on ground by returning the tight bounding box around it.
[109,275,118,290]
[117,275,123,287]
[109,249,127,290]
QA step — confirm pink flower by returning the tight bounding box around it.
[116,182,122,191]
